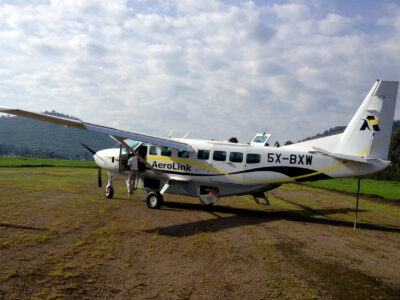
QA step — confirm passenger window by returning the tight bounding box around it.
[161,147,172,157]
[149,146,158,155]
[197,150,209,160]
[178,150,189,158]
[213,151,226,161]
[246,153,261,164]
[229,152,243,163]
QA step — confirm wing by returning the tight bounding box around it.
[0,107,194,152]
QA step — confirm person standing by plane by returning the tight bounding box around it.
[127,154,138,194]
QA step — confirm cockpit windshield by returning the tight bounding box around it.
[253,136,268,143]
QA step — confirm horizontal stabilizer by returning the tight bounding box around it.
[310,147,370,163]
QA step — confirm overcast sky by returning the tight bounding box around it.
[1,0,400,144]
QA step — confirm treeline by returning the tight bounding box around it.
[0,144,91,160]
[0,111,115,160]
[370,128,400,181]
[300,121,400,143]
[43,110,81,121]
[301,126,346,142]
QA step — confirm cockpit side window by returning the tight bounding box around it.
[149,146,158,155]
[121,145,128,155]
[121,140,141,155]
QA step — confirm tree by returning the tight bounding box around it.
[389,128,400,161]
[228,137,238,143]
[390,128,400,177]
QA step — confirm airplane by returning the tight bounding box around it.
[0,80,398,209]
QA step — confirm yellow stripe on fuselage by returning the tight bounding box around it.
[147,157,343,183]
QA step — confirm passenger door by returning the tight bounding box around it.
[242,149,263,182]
[137,145,148,172]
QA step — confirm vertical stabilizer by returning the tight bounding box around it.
[337,80,398,160]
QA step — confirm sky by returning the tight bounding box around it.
[0,0,400,144]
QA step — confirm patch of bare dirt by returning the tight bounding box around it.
[0,174,399,299]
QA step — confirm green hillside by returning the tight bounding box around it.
[301,120,400,142]
[0,111,115,160]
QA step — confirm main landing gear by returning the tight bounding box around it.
[251,191,270,205]
[146,191,164,209]
[103,174,170,210]
[145,180,171,209]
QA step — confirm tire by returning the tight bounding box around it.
[105,186,114,199]
[146,191,163,209]
[142,189,150,200]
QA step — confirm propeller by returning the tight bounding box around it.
[80,142,96,155]
[98,167,102,188]
[80,142,102,188]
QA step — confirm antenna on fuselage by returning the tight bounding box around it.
[168,129,174,138]
[183,131,190,138]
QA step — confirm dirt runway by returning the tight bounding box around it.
[0,168,399,299]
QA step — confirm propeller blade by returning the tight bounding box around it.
[80,142,96,155]
[98,168,102,188]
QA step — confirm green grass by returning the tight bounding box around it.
[0,156,96,168]
[1,167,400,299]
[303,178,400,201]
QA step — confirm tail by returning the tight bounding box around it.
[337,80,399,160]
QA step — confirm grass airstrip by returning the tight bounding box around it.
[0,157,399,299]
[0,156,96,168]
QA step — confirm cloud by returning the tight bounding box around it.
[318,13,357,35]
[272,2,311,22]
[0,0,399,144]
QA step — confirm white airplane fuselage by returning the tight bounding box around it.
[94,137,389,199]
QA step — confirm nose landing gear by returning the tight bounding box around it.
[105,173,115,199]
[106,185,114,199]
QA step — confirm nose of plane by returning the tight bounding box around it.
[93,150,108,169]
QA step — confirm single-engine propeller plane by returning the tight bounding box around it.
[1,80,398,209]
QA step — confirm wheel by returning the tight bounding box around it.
[146,191,163,209]
[105,186,114,199]
[142,189,150,200]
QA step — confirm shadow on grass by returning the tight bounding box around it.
[0,223,48,231]
[144,202,400,237]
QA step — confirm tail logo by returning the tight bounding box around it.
[360,115,380,131]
